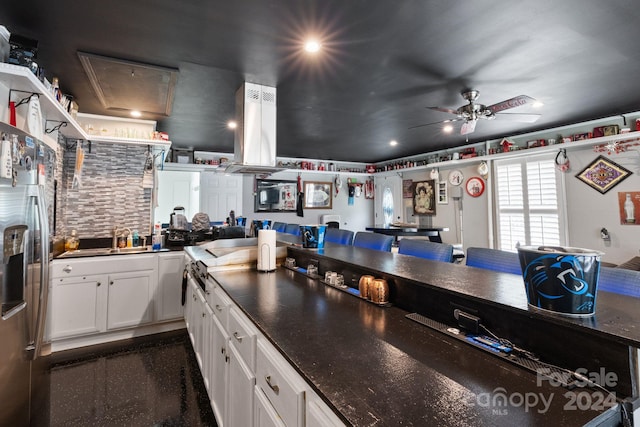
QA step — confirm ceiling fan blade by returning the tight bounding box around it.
[428,106,459,115]
[487,95,536,114]
[408,118,460,130]
[494,112,541,123]
[460,120,477,135]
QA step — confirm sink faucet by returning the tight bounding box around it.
[113,226,120,249]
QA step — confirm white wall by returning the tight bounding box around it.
[563,148,640,264]
[239,171,374,233]
[400,146,640,265]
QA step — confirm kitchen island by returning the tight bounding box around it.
[187,242,635,426]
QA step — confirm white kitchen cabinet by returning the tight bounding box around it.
[210,313,229,426]
[157,251,187,321]
[48,254,170,348]
[255,338,307,427]
[106,269,155,330]
[225,306,258,425]
[254,385,286,427]
[49,273,108,339]
[306,393,345,427]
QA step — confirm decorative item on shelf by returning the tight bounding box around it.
[593,125,619,138]
[619,192,639,225]
[500,138,514,153]
[460,147,477,159]
[575,155,632,194]
[526,139,547,148]
[366,164,376,173]
[593,136,640,155]
[572,132,592,141]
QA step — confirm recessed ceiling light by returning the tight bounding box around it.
[130,110,141,118]
[227,120,237,129]
[304,40,322,53]
[390,140,398,146]
[443,124,453,133]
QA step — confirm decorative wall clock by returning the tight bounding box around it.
[448,170,464,186]
[575,155,632,194]
[465,176,485,197]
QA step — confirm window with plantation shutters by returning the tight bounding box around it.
[494,155,564,251]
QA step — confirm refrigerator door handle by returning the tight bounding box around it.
[27,185,49,360]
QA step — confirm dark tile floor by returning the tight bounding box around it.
[49,331,218,427]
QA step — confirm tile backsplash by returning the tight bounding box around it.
[57,138,153,239]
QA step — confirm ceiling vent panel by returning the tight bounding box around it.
[77,52,178,116]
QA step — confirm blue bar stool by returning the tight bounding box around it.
[398,239,454,262]
[353,232,394,252]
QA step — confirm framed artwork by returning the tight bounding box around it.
[304,181,333,209]
[437,181,448,204]
[618,191,639,225]
[575,155,632,194]
[412,180,436,215]
[402,179,414,198]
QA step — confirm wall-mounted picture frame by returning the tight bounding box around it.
[304,181,333,209]
[437,181,448,204]
[575,155,632,194]
[254,179,298,212]
[412,180,436,215]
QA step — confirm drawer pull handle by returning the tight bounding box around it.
[221,346,225,355]
[202,312,206,318]
[265,375,279,394]
[97,282,101,287]
[233,332,244,342]
[110,281,114,285]
[215,304,222,311]
[63,265,72,273]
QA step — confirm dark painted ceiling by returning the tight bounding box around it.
[3,0,640,163]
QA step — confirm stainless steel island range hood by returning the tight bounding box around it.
[225,83,284,175]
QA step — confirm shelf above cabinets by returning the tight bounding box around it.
[0,64,171,148]
[1,63,85,140]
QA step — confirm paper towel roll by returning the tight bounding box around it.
[257,229,277,272]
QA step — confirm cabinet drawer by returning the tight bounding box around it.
[228,307,258,372]
[256,339,306,427]
[209,285,232,329]
[51,255,156,278]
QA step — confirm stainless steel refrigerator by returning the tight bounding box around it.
[0,122,54,427]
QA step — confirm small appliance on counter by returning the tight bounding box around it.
[166,206,189,247]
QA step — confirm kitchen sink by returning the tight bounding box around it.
[56,246,162,259]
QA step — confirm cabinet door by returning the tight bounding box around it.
[193,287,207,371]
[49,274,108,339]
[227,343,255,427]
[106,270,154,330]
[254,385,285,427]
[157,252,186,321]
[210,313,229,427]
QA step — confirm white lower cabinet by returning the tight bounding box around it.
[255,385,286,427]
[186,276,345,427]
[227,342,256,426]
[210,312,229,426]
[49,273,108,339]
[49,255,158,342]
[157,252,187,321]
[256,339,307,427]
[106,269,155,330]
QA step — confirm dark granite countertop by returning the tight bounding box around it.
[210,267,617,426]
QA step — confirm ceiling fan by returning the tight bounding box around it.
[410,89,542,135]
